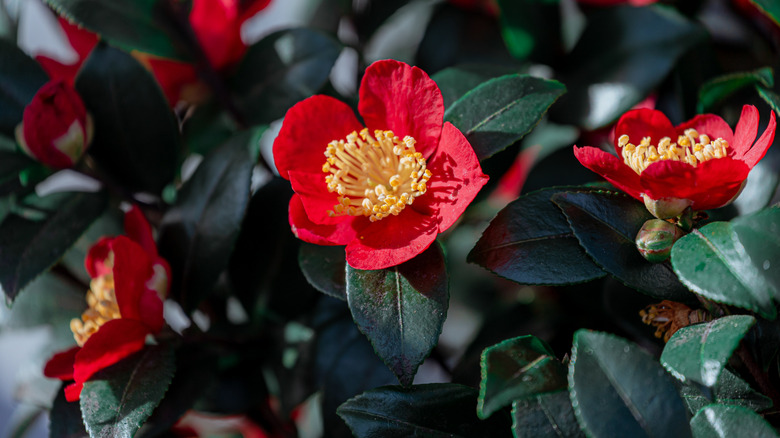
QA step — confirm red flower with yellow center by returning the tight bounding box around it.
[43,207,170,402]
[273,59,488,270]
[574,105,776,218]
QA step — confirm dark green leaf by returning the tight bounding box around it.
[680,369,773,414]
[497,0,561,64]
[569,330,692,438]
[553,190,694,301]
[757,85,780,116]
[298,243,346,301]
[551,6,705,129]
[76,43,179,194]
[182,102,239,157]
[231,28,341,125]
[469,186,605,286]
[0,39,48,136]
[0,191,107,302]
[444,74,566,161]
[346,243,449,386]
[750,0,780,27]
[81,345,175,438]
[478,335,567,419]
[432,64,521,109]
[50,383,88,438]
[671,207,780,319]
[159,132,253,313]
[43,0,188,59]
[512,391,585,438]
[337,384,512,438]
[661,315,756,387]
[690,404,779,438]
[697,67,773,113]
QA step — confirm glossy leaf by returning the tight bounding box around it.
[298,243,347,301]
[0,191,107,302]
[697,67,773,113]
[432,64,520,109]
[337,384,511,438]
[346,243,449,386]
[81,345,176,438]
[444,74,566,161]
[478,335,567,419]
[43,0,187,59]
[159,132,253,313]
[551,6,705,129]
[231,28,342,125]
[468,186,606,286]
[690,404,779,438]
[512,391,585,438]
[680,369,773,414]
[76,43,179,194]
[50,383,88,438]
[569,330,691,438]
[671,207,780,319]
[750,0,780,26]
[0,39,48,136]
[661,315,756,387]
[553,190,693,302]
[757,85,780,116]
[496,0,561,64]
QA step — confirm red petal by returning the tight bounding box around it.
[139,288,165,333]
[358,60,444,158]
[190,0,244,69]
[239,0,272,21]
[124,206,158,257]
[613,109,676,155]
[288,170,343,225]
[35,56,80,85]
[676,114,734,145]
[145,58,199,104]
[274,95,364,179]
[742,110,776,168]
[288,194,363,245]
[573,146,643,200]
[111,236,157,325]
[72,319,149,383]
[345,208,439,270]
[44,346,80,380]
[64,382,83,402]
[733,105,759,158]
[415,122,488,232]
[58,17,98,61]
[85,237,113,278]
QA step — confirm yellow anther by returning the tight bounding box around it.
[618,135,630,147]
[71,272,121,347]
[617,130,729,175]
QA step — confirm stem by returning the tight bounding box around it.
[736,344,780,409]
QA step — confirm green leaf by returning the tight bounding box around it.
[469,186,605,286]
[158,132,253,313]
[680,369,773,415]
[497,0,561,64]
[298,243,346,301]
[346,243,449,386]
[81,345,176,438]
[432,64,521,109]
[0,191,107,302]
[182,102,239,157]
[697,67,773,113]
[512,391,585,438]
[75,43,180,194]
[671,207,780,319]
[444,74,566,161]
[569,330,692,438]
[43,0,188,60]
[231,28,342,126]
[337,384,512,438]
[478,335,567,419]
[0,39,48,136]
[551,6,705,129]
[661,315,756,387]
[553,190,694,301]
[750,0,780,27]
[50,383,88,438]
[757,85,780,116]
[690,404,779,438]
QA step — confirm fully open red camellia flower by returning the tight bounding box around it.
[273,59,488,270]
[43,206,170,402]
[574,105,776,218]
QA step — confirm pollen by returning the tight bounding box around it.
[70,273,121,347]
[618,129,729,174]
[322,128,432,222]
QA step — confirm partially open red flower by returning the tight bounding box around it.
[574,105,776,218]
[43,206,170,402]
[273,59,488,270]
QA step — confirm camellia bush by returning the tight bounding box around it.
[2,0,780,437]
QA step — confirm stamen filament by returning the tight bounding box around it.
[617,129,729,174]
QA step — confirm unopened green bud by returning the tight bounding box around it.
[635,219,684,263]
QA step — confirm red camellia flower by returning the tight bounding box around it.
[273,59,488,270]
[15,80,93,169]
[574,105,776,218]
[43,206,170,402]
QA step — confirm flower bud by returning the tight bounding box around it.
[15,80,93,169]
[641,194,692,219]
[635,219,684,262]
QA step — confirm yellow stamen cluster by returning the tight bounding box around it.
[619,128,729,174]
[70,274,121,347]
[322,128,432,222]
